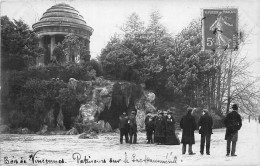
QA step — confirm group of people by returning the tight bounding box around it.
[180,107,213,155]
[145,110,180,145]
[118,103,243,157]
[119,111,137,144]
[119,110,180,145]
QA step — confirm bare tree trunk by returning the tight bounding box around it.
[226,55,232,114]
[216,66,221,111]
[207,76,211,110]
[211,74,216,110]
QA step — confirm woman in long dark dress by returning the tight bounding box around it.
[165,111,180,145]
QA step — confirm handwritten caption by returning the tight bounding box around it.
[3,151,178,165]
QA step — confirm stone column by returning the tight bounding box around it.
[86,40,90,61]
[39,36,44,48]
[86,39,90,51]
[50,35,56,61]
[37,36,45,65]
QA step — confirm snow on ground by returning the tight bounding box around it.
[0,120,260,166]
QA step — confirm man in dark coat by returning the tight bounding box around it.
[258,115,260,124]
[155,111,166,145]
[128,111,137,144]
[119,112,129,144]
[145,111,152,141]
[224,104,242,156]
[146,116,155,144]
[180,107,196,155]
[198,109,213,155]
[165,111,180,145]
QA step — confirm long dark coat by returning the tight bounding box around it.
[128,114,137,133]
[155,116,166,138]
[180,113,196,144]
[145,115,151,130]
[146,120,155,134]
[165,116,180,145]
[224,111,242,141]
[119,115,129,129]
[198,113,213,135]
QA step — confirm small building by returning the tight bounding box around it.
[32,3,93,65]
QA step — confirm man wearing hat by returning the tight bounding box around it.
[128,110,137,144]
[224,104,242,157]
[145,111,152,141]
[198,109,213,155]
[119,111,129,144]
[146,116,155,144]
[180,107,197,155]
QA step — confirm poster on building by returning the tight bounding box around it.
[202,8,238,51]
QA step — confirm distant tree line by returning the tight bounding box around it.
[99,12,260,117]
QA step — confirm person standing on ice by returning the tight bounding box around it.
[128,110,138,144]
[119,111,129,144]
[145,111,152,141]
[198,109,213,155]
[224,104,242,157]
[180,107,197,155]
[154,110,166,145]
[165,110,180,145]
[146,116,155,144]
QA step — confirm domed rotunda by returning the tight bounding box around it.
[32,3,93,65]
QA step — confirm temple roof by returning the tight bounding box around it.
[32,3,93,38]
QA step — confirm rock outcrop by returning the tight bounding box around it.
[78,79,156,130]
[41,77,157,134]
[66,127,79,135]
[78,132,98,139]
[71,77,157,131]
[36,125,48,135]
[15,127,32,134]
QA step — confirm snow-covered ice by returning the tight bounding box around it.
[0,120,259,166]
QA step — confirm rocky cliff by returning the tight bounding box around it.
[77,77,156,130]
[39,77,156,134]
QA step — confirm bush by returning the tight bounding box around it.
[90,59,103,76]
[74,121,100,134]
[8,110,25,128]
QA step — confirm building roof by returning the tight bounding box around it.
[32,3,93,38]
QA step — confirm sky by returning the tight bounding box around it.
[1,0,260,77]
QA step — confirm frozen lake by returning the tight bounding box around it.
[1,121,260,166]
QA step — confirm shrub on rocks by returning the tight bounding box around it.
[66,127,79,135]
[0,125,10,134]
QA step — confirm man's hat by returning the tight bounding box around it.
[187,107,193,114]
[187,107,193,111]
[232,104,238,110]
